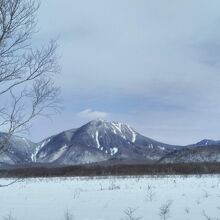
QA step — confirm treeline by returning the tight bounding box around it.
[0,162,220,178]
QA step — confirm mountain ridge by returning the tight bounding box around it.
[0,119,219,166]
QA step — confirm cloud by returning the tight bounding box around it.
[77,109,108,120]
[28,0,220,145]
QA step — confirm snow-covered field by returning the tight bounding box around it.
[0,175,220,220]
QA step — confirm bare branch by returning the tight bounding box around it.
[0,178,21,187]
[0,0,60,155]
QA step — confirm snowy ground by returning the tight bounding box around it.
[0,175,220,220]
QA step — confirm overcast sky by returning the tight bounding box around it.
[28,0,220,145]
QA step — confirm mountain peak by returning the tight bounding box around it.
[86,120,137,141]
[88,119,134,129]
[88,119,107,124]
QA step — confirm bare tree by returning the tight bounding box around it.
[145,184,155,202]
[202,210,220,220]
[185,207,190,214]
[0,0,60,153]
[159,200,172,220]
[121,207,142,220]
[202,189,210,198]
[63,210,74,220]
[3,213,16,220]
[202,210,213,220]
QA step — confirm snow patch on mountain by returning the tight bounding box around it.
[110,147,118,156]
[95,131,100,149]
[31,138,51,162]
[148,144,154,149]
[158,146,165,151]
[127,125,137,143]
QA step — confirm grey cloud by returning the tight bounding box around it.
[27,0,220,144]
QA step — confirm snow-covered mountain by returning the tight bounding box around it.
[0,120,219,167]
[0,132,36,166]
[192,139,220,147]
[159,144,220,164]
[157,139,220,163]
[0,120,179,166]
[36,120,179,165]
